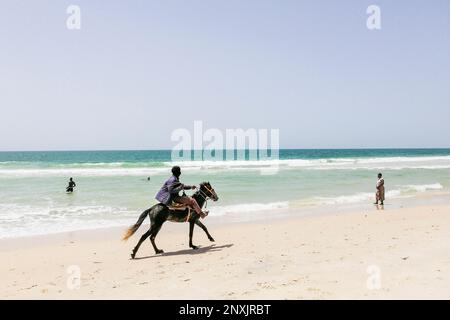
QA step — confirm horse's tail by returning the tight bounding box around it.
[122,208,150,241]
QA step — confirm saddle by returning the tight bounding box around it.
[166,201,193,222]
[167,201,190,211]
[164,201,208,221]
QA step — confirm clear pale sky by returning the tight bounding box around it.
[1,0,449,151]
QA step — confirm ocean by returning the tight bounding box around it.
[1,149,450,238]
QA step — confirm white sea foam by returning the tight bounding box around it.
[0,167,169,177]
[402,183,443,192]
[172,156,450,167]
[0,203,136,239]
[210,201,290,217]
[309,190,401,206]
[2,155,450,177]
[0,202,292,238]
[304,183,444,206]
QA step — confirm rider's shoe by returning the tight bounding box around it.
[200,210,209,219]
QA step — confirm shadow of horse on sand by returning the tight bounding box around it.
[132,243,234,260]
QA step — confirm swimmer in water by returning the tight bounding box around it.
[66,177,76,193]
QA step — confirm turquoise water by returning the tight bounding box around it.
[1,149,450,238]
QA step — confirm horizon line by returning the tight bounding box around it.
[1,147,450,153]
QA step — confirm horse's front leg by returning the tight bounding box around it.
[195,219,215,242]
[188,221,198,249]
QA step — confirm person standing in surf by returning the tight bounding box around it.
[374,173,385,205]
[66,177,76,193]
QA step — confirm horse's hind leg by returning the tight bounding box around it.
[150,223,164,254]
[131,228,152,259]
[189,221,198,249]
[195,220,215,242]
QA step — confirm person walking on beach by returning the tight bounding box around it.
[155,166,208,218]
[374,173,385,205]
[66,177,76,193]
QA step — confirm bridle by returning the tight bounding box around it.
[196,184,216,208]
[182,183,217,222]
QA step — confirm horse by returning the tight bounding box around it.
[122,182,219,258]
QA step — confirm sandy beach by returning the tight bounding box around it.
[1,203,449,299]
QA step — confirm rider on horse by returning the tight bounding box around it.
[155,166,209,218]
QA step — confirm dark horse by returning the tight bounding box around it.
[123,182,219,258]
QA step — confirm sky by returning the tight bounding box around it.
[0,0,449,151]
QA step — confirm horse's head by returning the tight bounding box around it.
[200,181,219,201]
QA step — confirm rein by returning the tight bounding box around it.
[185,184,215,222]
[185,188,208,223]
[196,188,209,209]
[196,184,215,209]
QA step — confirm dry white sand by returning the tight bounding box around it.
[1,204,449,299]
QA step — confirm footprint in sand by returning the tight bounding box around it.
[21,284,37,291]
[257,282,275,289]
